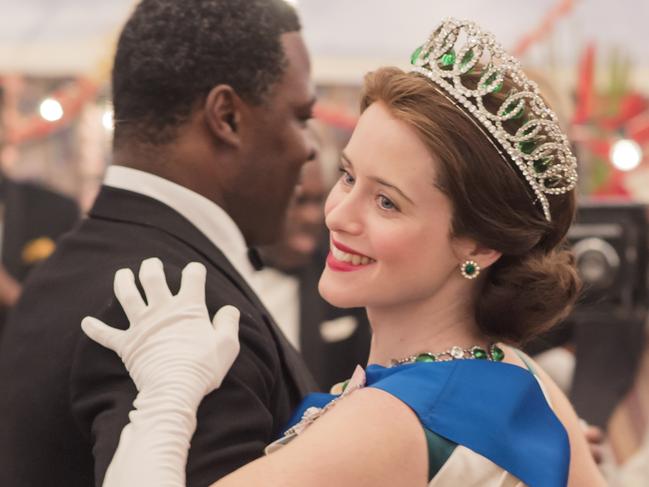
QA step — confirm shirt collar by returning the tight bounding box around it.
[103,165,255,282]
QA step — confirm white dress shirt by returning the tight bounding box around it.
[103,165,255,285]
[250,267,301,349]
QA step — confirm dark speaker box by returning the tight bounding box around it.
[567,202,648,427]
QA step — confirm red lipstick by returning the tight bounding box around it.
[327,238,375,272]
[326,251,364,272]
[331,238,365,256]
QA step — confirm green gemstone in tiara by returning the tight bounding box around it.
[482,71,503,93]
[439,50,456,69]
[522,124,536,136]
[410,46,423,65]
[533,157,551,173]
[503,100,525,120]
[460,49,475,68]
[409,18,578,221]
[519,140,536,154]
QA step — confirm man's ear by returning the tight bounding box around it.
[452,237,502,271]
[204,85,242,148]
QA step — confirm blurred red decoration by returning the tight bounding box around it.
[513,0,575,57]
[1,76,99,145]
[572,45,649,197]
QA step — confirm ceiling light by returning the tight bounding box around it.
[102,108,114,131]
[39,98,64,122]
[610,139,643,171]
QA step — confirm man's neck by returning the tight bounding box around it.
[111,151,228,212]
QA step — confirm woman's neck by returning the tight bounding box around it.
[366,286,489,367]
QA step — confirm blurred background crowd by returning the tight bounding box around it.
[1,0,649,483]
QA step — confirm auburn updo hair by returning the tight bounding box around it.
[360,67,580,344]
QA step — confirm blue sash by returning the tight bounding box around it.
[283,360,570,487]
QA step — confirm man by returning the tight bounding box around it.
[0,174,80,330]
[0,175,79,278]
[0,1,317,486]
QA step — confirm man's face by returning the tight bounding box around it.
[261,157,326,272]
[228,32,316,246]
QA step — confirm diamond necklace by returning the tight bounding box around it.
[390,343,505,367]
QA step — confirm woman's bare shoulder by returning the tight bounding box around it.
[216,387,429,487]
[501,345,607,487]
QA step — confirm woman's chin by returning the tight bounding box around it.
[318,274,363,309]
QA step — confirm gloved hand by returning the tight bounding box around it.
[82,257,241,487]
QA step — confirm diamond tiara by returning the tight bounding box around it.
[409,18,578,222]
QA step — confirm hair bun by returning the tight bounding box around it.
[476,249,581,344]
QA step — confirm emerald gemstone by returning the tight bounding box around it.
[439,50,455,68]
[519,141,536,154]
[483,72,497,85]
[483,72,503,93]
[460,49,474,68]
[522,125,536,136]
[472,347,488,359]
[504,101,524,119]
[415,353,436,363]
[533,158,551,173]
[464,263,476,275]
[410,46,423,65]
[544,177,560,188]
[491,345,505,362]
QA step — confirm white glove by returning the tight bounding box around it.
[82,257,241,487]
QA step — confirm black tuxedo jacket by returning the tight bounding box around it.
[0,186,317,487]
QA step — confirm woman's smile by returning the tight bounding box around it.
[327,237,376,271]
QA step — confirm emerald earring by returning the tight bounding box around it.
[460,260,480,280]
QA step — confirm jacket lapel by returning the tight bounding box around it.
[89,185,317,396]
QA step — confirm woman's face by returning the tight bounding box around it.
[318,101,462,310]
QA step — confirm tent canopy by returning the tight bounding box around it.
[0,0,646,81]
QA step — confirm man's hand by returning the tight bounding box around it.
[0,265,21,307]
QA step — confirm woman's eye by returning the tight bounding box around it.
[378,195,397,211]
[338,168,355,186]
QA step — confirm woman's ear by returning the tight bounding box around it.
[452,237,502,271]
[204,85,242,148]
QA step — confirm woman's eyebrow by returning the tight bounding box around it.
[341,152,414,204]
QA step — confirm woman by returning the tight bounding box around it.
[83,18,606,487]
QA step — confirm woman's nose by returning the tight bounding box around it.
[324,190,363,236]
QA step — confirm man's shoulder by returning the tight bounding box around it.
[14,215,253,319]
[5,212,279,362]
